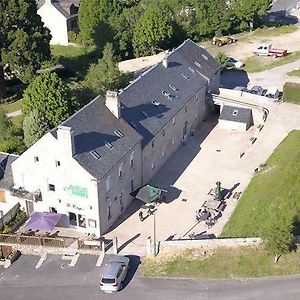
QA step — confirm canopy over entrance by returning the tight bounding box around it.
[25,212,62,231]
[132,184,163,204]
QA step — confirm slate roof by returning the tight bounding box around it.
[0,153,19,190]
[37,0,80,18]
[51,97,142,180]
[119,39,221,146]
[219,105,252,123]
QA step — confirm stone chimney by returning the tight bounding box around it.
[57,126,75,157]
[162,58,168,68]
[105,91,121,119]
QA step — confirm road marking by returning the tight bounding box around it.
[68,253,80,267]
[35,254,47,269]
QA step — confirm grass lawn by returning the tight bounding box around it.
[1,99,23,113]
[141,247,300,279]
[251,25,297,37]
[10,115,23,127]
[221,130,300,237]
[243,51,300,72]
[283,82,300,104]
[287,69,300,77]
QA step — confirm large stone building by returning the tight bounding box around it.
[0,39,221,237]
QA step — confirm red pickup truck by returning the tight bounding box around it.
[253,44,287,58]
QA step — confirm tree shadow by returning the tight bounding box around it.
[263,10,299,26]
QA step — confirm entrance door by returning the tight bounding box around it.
[25,200,34,216]
[0,190,6,203]
[69,212,77,227]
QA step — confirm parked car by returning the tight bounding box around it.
[265,87,280,100]
[226,57,244,69]
[233,86,247,92]
[249,85,264,95]
[100,255,130,292]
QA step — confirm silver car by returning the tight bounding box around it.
[100,256,130,292]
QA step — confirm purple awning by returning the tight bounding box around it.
[25,212,62,231]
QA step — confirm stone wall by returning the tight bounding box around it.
[159,237,262,253]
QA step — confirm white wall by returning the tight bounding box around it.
[38,1,69,45]
[218,119,247,131]
[11,132,101,236]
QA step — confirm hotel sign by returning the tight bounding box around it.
[64,185,88,198]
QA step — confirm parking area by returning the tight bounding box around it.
[105,97,300,256]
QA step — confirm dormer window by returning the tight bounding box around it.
[34,156,39,162]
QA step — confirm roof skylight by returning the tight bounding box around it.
[90,150,101,160]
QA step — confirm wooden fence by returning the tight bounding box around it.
[0,233,67,248]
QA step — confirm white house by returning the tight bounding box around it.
[37,0,80,45]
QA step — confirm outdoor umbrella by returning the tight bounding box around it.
[134,184,161,204]
[25,212,62,231]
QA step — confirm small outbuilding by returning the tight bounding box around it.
[218,105,253,131]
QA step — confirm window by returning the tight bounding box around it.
[162,150,165,158]
[107,203,111,220]
[34,156,39,162]
[90,150,101,160]
[49,184,55,191]
[106,176,110,192]
[130,151,134,167]
[55,160,61,167]
[49,207,57,213]
[151,140,155,148]
[185,105,188,113]
[172,116,176,125]
[169,84,178,92]
[88,219,97,228]
[151,161,155,170]
[114,196,118,201]
[105,141,113,149]
[118,164,123,179]
[195,61,202,68]
[114,130,124,138]
[162,128,165,136]
[181,73,189,80]
[233,110,238,116]
[189,66,196,73]
[172,138,175,145]
[195,114,198,121]
[78,214,86,228]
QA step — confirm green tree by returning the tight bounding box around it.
[0,0,51,98]
[23,110,50,148]
[233,0,271,30]
[78,0,112,47]
[0,106,12,140]
[260,211,294,263]
[22,73,77,128]
[133,6,174,56]
[85,43,132,95]
[215,52,229,70]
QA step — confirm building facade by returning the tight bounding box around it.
[1,39,220,237]
[37,0,80,45]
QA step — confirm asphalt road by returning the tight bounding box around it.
[0,254,300,300]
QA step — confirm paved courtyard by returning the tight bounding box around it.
[105,95,300,256]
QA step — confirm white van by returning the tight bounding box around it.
[265,87,280,100]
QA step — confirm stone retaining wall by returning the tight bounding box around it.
[159,237,262,252]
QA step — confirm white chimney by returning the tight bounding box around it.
[105,91,121,119]
[57,126,75,157]
[162,58,168,68]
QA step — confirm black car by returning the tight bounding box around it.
[249,85,264,95]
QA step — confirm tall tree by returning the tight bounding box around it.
[0,106,12,140]
[85,43,131,95]
[0,0,51,99]
[23,109,50,147]
[78,0,112,47]
[260,210,294,263]
[22,73,77,128]
[232,0,272,30]
[133,6,174,57]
